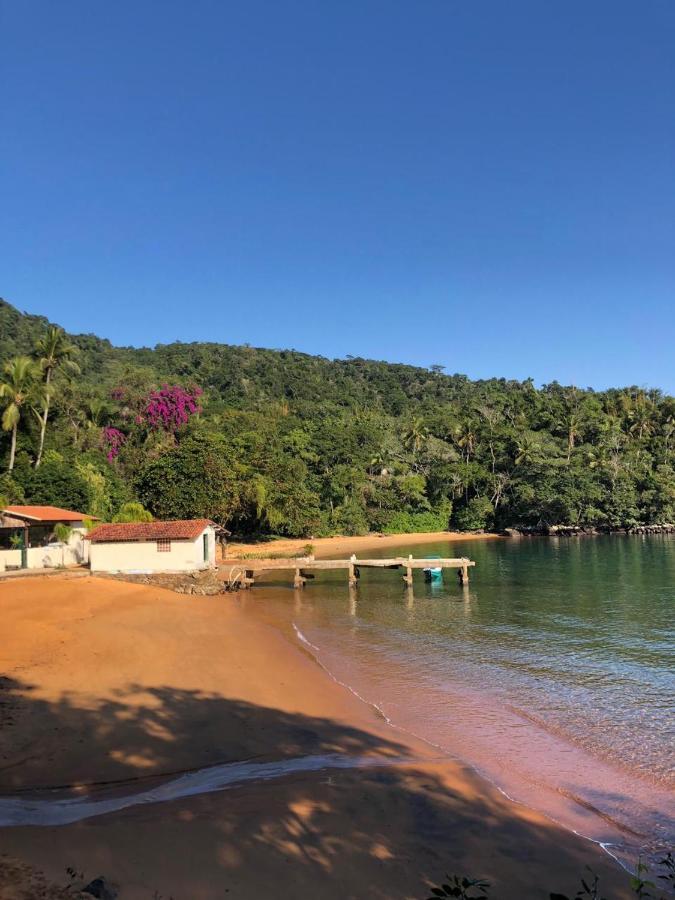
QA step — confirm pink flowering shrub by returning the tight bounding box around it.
[102,426,126,462]
[102,384,202,462]
[144,384,203,433]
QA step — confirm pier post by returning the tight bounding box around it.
[294,568,306,589]
[348,554,359,587]
[403,554,413,586]
[457,561,469,585]
[348,585,358,616]
[244,569,255,589]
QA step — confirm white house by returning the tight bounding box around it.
[87,519,217,574]
[0,505,95,572]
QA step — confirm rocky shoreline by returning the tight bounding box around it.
[93,568,229,595]
[503,523,675,537]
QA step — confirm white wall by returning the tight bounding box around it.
[0,530,88,572]
[89,527,216,574]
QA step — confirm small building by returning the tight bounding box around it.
[0,505,95,571]
[87,519,217,574]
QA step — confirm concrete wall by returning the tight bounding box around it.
[0,530,88,572]
[89,527,216,574]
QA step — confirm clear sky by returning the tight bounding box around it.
[2,1,674,391]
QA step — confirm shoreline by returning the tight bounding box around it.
[289,614,671,876]
[225,526,675,560]
[225,529,501,559]
[0,574,634,899]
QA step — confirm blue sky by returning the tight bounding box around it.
[2,1,674,390]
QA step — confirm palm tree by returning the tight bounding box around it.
[0,356,41,471]
[34,327,80,467]
[662,417,675,462]
[515,433,541,466]
[628,411,655,443]
[585,445,609,471]
[402,417,429,455]
[454,421,477,462]
[560,412,582,461]
[369,451,391,476]
[85,397,111,428]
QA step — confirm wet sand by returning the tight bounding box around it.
[0,575,632,899]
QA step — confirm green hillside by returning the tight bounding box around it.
[1,297,673,535]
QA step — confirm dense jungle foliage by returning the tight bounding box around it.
[1,298,674,536]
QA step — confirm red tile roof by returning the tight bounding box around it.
[2,505,97,523]
[87,519,214,543]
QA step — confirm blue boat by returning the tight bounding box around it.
[423,555,443,582]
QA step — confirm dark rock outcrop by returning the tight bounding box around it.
[82,877,118,900]
[503,523,675,537]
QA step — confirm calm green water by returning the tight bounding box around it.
[273,535,674,867]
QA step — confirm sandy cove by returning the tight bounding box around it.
[225,529,501,559]
[0,574,631,899]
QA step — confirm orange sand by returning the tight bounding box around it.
[0,575,631,899]
[226,530,501,559]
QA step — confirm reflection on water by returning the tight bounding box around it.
[257,535,675,869]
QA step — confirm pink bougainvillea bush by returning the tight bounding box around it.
[102,426,126,462]
[144,384,203,433]
[102,384,202,463]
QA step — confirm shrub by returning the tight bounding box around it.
[135,434,239,523]
[454,496,494,531]
[383,502,451,534]
[112,501,153,523]
[24,455,91,513]
[0,473,24,504]
[330,499,369,536]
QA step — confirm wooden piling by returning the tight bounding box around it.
[403,554,414,586]
[294,568,306,589]
[348,554,359,587]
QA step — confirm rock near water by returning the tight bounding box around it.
[82,877,118,900]
[504,523,675,537]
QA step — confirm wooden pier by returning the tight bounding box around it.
[227,554,475,589]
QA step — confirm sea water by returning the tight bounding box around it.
[278,535,674,870]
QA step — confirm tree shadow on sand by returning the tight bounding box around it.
[0,675,635,900]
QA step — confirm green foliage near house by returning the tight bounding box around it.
[23,452,90,512]
[53,522,73,544]
[112,501,154,523]
[0,473,24,504]
[134,433,241,524]
[1,297,675,536]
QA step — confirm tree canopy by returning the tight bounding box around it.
[1,297,674,535]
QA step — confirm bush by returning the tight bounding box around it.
[382,502,451,534]
[0,473,25,505]
[24,454,91,513]
[330,499,369,536]
[453,496,494,531]
[112,501,153,523]
[381,510,413,534]
[135,434,239,523]
[76,459,130,521]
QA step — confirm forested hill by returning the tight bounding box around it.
[1,297,674,536]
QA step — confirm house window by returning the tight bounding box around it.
[157,539,171,552]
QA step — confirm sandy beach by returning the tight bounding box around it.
[0,574,633,899]
[225,529,501,559]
